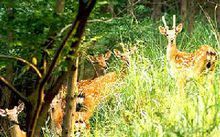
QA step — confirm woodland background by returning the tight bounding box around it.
[0,0,220,136]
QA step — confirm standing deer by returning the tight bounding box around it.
[49,51,113,136]
[0,103,26,137]
[50,74,117,136]
[49,48,135,136]
[73,71,117,136]
[159,15,217,94]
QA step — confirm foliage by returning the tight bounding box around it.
[84,15,220,136]
[0,0,219,136]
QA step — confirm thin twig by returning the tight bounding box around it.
[207,0,220,6]
[116,0,141,16]
[29,0,96,136]
[0,55,42,78]
[88,18,114,23]
[199,4,220,48]
[0,76,30,104]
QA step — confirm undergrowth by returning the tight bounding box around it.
[41,15,220,137]
[86,16,220,137]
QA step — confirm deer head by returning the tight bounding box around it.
[113,46,137,66]
[88,50,112,77]
[0,103,25,123]
[88,50,112,69]
[0,103,26,137]
[159,15,183,45]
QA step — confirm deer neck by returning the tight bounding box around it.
[9,124,26,137]
[166,40,177,62]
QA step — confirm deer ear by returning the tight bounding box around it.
[17,103,25,113]
[104,50,112,60]
[176,23,183,33]
[159,26,166,35]
[113,49,121,58]
[88,56,96,63]
[0,109,7,117]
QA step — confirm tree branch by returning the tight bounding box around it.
[116,0,141,16]
[28,0,96,136]
[29,0,96,135]
[0,76,30,104]
[0,55,42,78]
[32,71,68,134]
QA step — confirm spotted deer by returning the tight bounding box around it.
[49,87,66,136]
[50,73,117,136]
[0,103,26,137]
[159,15,217,94]
[49,48,134,136]
[87,50,112,79]
[113,46,137,66]
[73,71,117,136]
[49,51,113,136]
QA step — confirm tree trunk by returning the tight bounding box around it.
[78,57,85,81]
[62,57,79,137]
[30,1,96,136]
[6,0,15,41]
[0,1,96,137]
[180,0,187,25]
[188,0,196,33]
[0,64,14,136]
[151,0,162,20]
[0,1,16,135]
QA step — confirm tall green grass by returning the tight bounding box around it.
[87,16,220,137]
[42,15,219,137]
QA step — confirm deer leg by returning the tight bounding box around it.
[207,71,215,91]
[176,76,186,97]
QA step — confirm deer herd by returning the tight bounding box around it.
[0,15,218,136]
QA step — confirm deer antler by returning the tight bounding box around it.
[162,16,168,29]
[173,15,176,29]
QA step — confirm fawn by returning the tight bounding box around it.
[0,103,26,137]
[49,74,117,136]
[49,48,135,136]
[159,15,217,94]
[71,47,137,135]
[73,71,117,136]
[49,87,66,136]
[49,51,114,136]
[79,50,112,80]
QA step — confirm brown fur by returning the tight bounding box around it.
[159,15,217,94]
[49,48,134,136]
[0,103,26,137]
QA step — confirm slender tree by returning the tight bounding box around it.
[0,0,96,136]
[151,0,162,20]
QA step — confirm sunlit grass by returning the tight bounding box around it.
[88,17,220,137]
[42,16,220,137]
